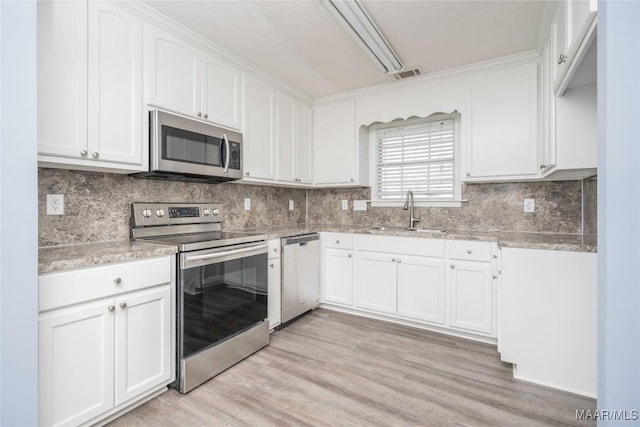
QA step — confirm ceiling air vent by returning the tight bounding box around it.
[392,67,422,80]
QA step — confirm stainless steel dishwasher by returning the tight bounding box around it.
[281,233,320,324]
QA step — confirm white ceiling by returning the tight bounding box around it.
[143,0,546,99]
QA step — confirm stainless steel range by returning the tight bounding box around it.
[130,202,269,393]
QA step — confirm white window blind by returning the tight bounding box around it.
[376,118,455,201]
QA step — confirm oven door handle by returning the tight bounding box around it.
[184,243,268,264]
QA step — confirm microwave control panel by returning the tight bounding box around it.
[229,142,241,170]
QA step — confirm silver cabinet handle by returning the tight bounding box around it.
[492,275,498,280]
[273,248,278,253]
[558,53,568,64]
[245,172,250,176]
[540,164,547,169]
[466,249,472,254]
[269,263,274,268]
[336,240,340,244]
[466,172,471,177]
[350,178,354,183]
[108,305,115,312]
[493,254,498,259]
[197,112,202,117]
[92,152,99,159]
[113,277,122,285]
[204,113,208,119]
[348,253,352,258]
[397,259,402,264]
[120,302,127,309]
[80,150,88,157]
[450,264,455,269]
[392,258,396,262]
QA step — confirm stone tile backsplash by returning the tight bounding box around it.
[38,168,306,246]
[307,181,585,234]
[39,168,596,246]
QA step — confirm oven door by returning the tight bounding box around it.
[178,242,268,359]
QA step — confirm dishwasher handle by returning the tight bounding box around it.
[282,233,319,246]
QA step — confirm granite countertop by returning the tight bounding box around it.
[39,241,178,274]
[230,224,597,253]
[40,224,595,274]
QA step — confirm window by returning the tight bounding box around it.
[371,115,460,206]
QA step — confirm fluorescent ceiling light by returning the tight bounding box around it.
[322,0,404,74]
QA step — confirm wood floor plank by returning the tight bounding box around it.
[108,309,595,427]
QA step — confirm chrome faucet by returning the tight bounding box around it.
[403,190,420,230]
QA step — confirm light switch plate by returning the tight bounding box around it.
[341,200,348,210]
[524,198,535,213]
[289,200,294,211]
[353,200,367,211]
[244,198,251,211]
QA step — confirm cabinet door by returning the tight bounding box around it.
[397,256,446,325]
[324,248,354,306]
[354,251,396,314]
[448,261,493,334]
[202,55,241,129]
[313,100,357,185]
[39,300,115,427]
[268,258,282,329]
[114,286,172,406]
[296,102,313,184]
[88,2,144,167]
[276,91,296,182]
[552,2,567,83]
[146,25,201,117]
[465,62,539,179]
[37,0,88,159]
[243,76,276,180]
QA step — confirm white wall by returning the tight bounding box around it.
[598,0,640,422]
[0,1,39,425]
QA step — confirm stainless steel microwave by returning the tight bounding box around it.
[131,110,242,183]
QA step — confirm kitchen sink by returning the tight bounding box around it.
[366,226,446,234]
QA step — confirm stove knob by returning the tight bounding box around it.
[142,209,152,218]
[155,209,165,217]
[203,209,211,216]
[212,209,220,216]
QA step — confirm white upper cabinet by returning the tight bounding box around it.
[201,54,242,130]
[37,0,88,161]
[146,26,202,118]
[243,75,277,180]
[276,92,296,182]
[38,1,145,172]
[88,1,143,166]
[146,26,241,130]
[313,99,357,186]
[553,0,597,95]
[464,61,539,180]
[296,103,313,184]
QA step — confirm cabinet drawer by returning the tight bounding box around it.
[448,240,494,262]
[39,256,173,312]
[323,233,354,250]
[356,235,445,258]
[268,239,281,259]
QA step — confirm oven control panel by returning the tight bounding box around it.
[131,202,223,227]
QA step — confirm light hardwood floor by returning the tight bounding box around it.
[108,309,596,426]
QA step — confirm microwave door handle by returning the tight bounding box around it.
[223,133,230,172]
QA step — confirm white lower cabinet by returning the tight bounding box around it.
[354,252,397,314]
[447,261,493,334]
[38,256,175,427]
[320,233,498,340]
[397,256,446,325]
[267,239,281,329]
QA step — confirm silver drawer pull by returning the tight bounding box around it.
[397,259,402,264]
[492,275,498,280]
[450,264,455,269]
[336,240,340,244]
[113,277,122,285]
[348,253,352,258]
[108,305,115,312]
[120,302,127,310]
[270,263,274,268]
[466,249,472,254]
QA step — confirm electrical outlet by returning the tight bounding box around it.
[524,198,535,213]
[46,194,64,215]
[288,200,294,211]
[341,200,348,210]
[244,198,251,211]
[353,200,367,211]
